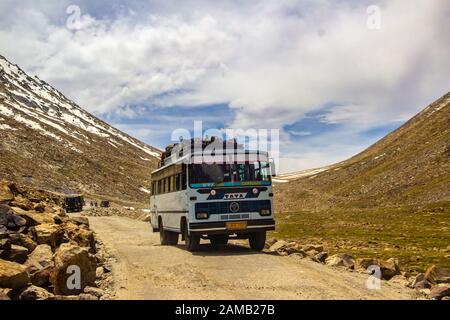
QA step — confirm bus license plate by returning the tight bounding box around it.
[226,221,247,230]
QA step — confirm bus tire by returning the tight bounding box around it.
[249,231,266,251]
[167,231,179,245]
[184,222,200,252]
[159,220,170,245]
[210,235,228,246]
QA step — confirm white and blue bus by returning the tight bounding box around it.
[150,141,275,252]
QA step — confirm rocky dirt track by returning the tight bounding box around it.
[88,215,418,300]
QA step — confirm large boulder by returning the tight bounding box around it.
[0,204,26,230]
[268,240,288,253]
[0,182,14,203]
[50,243,97,295]
[355,258,379,271]
[265,238,278,249]
[6,244,29,264]
[410,273,431,289]
[64,222,96,252]
[379,258,400,280]
[9,232,37,252]
[31,223,64,248]
[69,216,90,227]
[429,284,450,300]
[0,258,30,289]
[24,244,54,286]
[9,195,33,211]
[18,285,54,300]
[389,274,409,286]
[325,253,355,269]
[425,265,450,284]
[11,207,52,226]
[355,257,400,279]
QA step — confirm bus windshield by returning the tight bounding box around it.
[189,162,271,187]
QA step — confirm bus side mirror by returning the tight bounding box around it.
[270,159,277,177]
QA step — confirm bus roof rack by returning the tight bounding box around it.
[159,137,244,167]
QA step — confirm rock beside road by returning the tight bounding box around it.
[18,285,54,300]
[63,222,96,252]
[0,180,110,300]
[83,206,149,221]
[409,273,431,289]
[50,243,97,295]
[355,257,400,280]
[31,223,64,248]
[24,244,54,286]
[425,265,450,284]
[429,284,450,300]
[0,259,30,289]
[325,253,355,269]
[262,238,449,299]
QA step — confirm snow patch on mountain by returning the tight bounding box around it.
[0,55,161,159]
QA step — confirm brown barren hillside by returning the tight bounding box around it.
[275,92,450,212]
[272,93,450,272]
[0,55,161,203]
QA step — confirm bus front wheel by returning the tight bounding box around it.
[184,222,200,252]
[249,231,266,251]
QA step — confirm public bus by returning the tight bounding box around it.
[149,139,276,252]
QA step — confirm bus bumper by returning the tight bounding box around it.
[189,219,275,235]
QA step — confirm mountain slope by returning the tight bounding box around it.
[0,55,161,203]
[275,92,450,212]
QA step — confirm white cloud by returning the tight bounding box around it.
[0,0,449,172]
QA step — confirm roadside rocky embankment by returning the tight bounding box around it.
[83,206,151,222]
[0,180,114,300]
[264,239,450,300]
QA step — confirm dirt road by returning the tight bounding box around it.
[88,216,417,300]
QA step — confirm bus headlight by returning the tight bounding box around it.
[196,212,209,219]
[260,209,271,216]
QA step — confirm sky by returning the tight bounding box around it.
[0,0,449,173]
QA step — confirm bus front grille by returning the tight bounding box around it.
[196,200,271,215]
[220,214,250,220]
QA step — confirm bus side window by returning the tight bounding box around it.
[175,174,180,191]
[181,164,187,190]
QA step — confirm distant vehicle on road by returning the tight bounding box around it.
[100,200,110,208]
[150,138,276,252]
[64,195,84,213]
